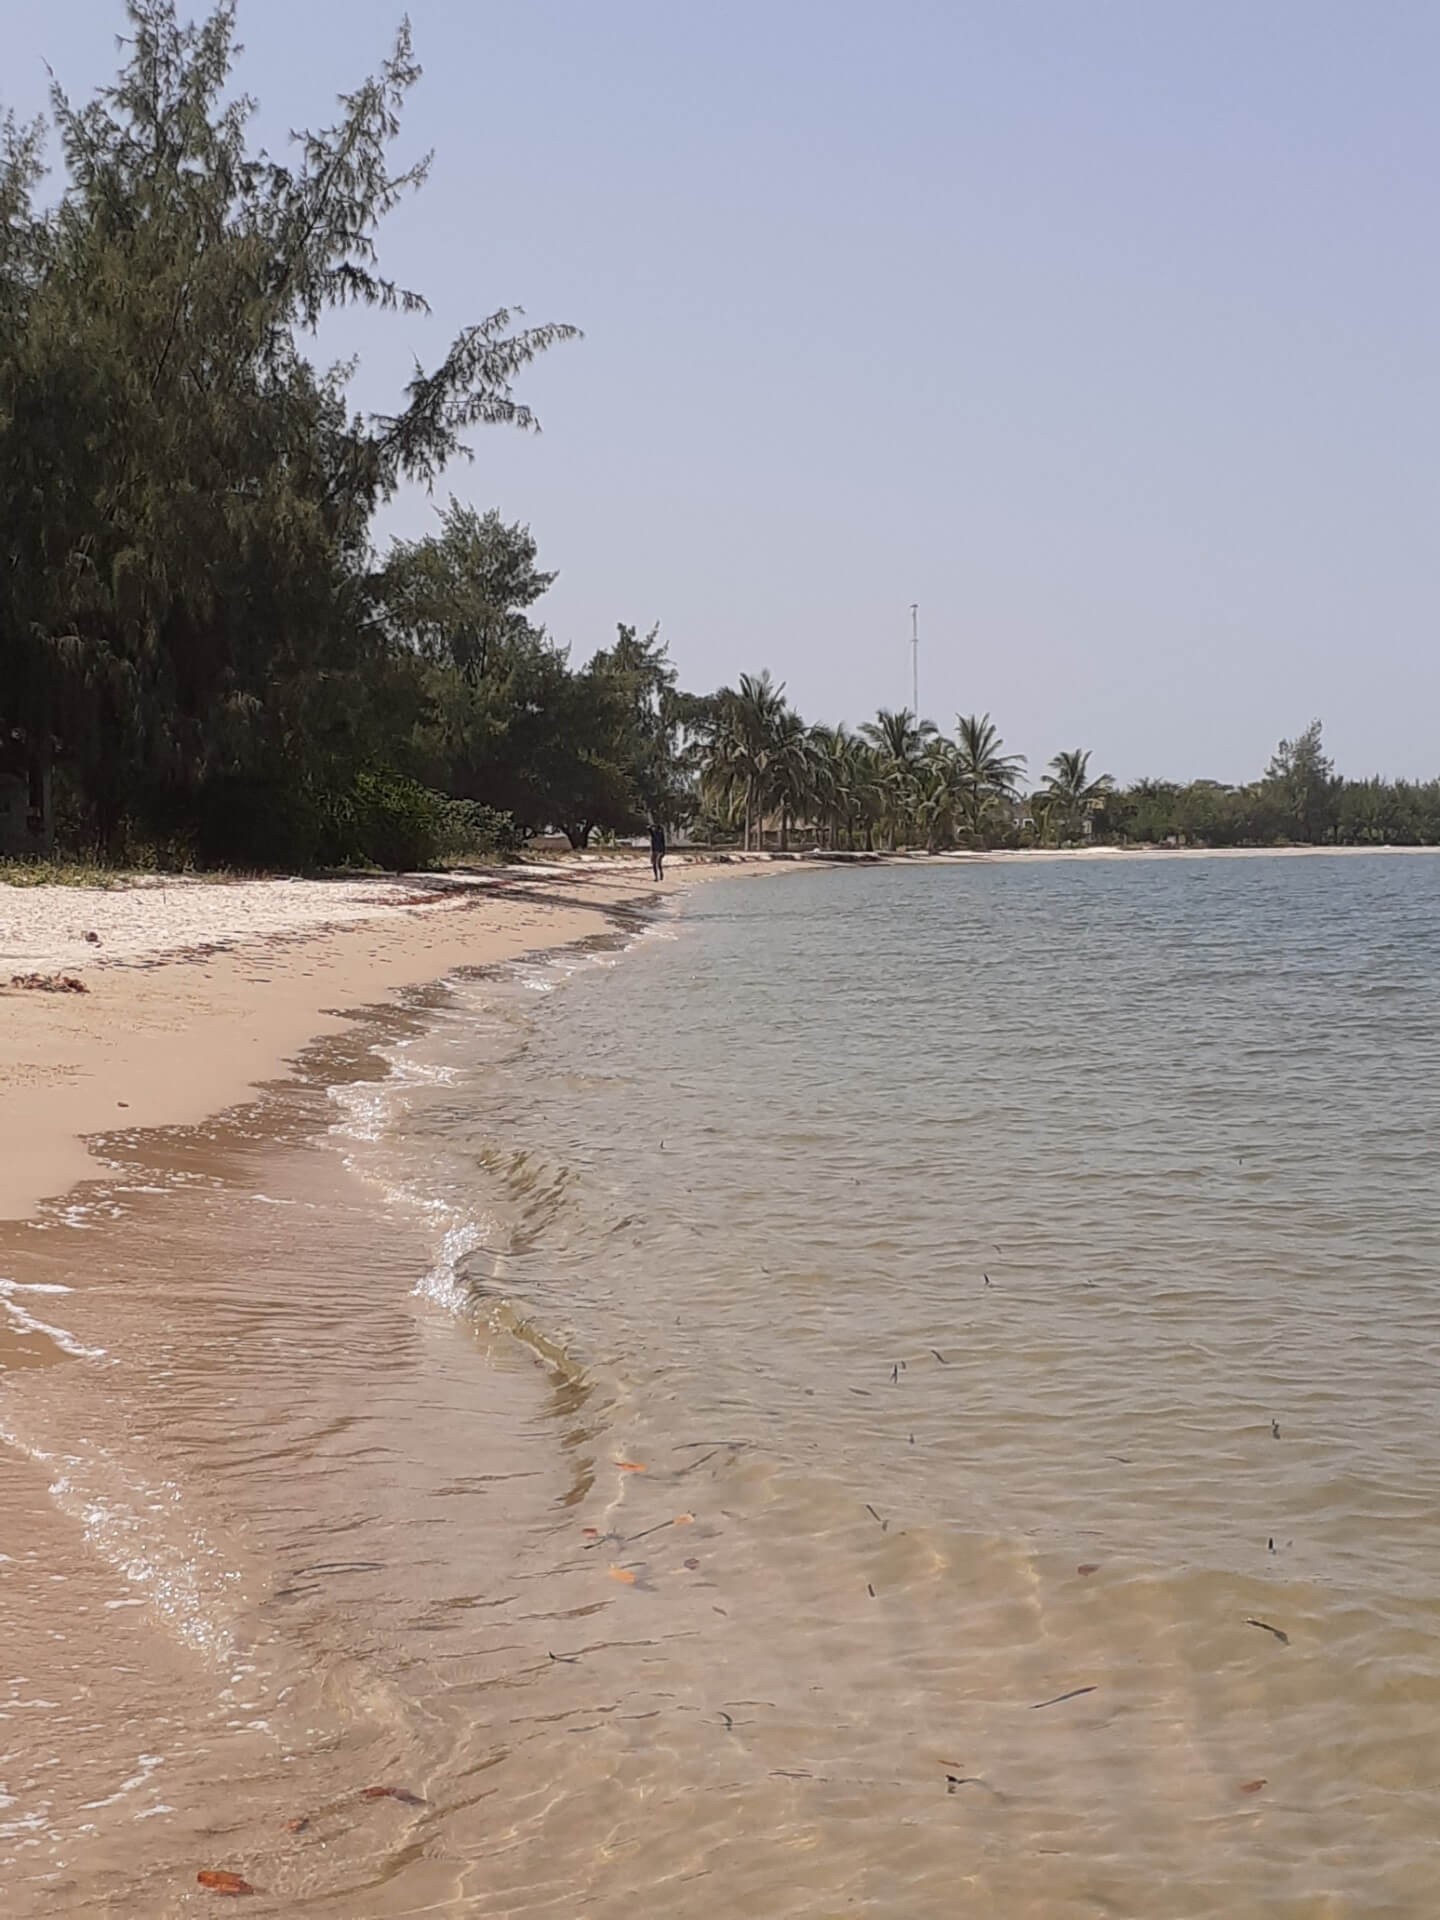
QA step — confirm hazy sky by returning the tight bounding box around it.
[8,1,1438,781]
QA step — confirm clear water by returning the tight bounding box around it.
[6,853,1440,1917]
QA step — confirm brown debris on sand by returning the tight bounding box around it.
[9,972,88,993]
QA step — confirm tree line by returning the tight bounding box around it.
[694,695,1440,851]
[4,7,1437,870]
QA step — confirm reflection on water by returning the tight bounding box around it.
[4,855,1440,1915]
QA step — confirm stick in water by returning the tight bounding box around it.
[1246,1618,1290,1646]
[1030,1686,1097,1710]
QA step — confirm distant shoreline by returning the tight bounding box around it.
[799,841,1440,864]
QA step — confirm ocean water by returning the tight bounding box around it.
[5,853,1440,1916]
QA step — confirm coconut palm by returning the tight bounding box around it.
[860,707,937,848]
[700,671,789,849]
[860,707,937,770]
[951,713,1026,844]
[769,707,816,849]
[1043,748,1114,841]
[808,724,861,848]
[914,754,959,852]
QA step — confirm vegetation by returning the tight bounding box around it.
[3,8,1438,872]
[690,700,1440,853]
[0,3,686,869]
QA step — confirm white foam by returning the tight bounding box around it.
[0,1282,106,1361]
[79,1754,164,1813]
[414,1217,493,1312]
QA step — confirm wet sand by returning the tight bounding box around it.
[1,862,699,1913]
[5,849,1439,1915]
[0,862,686,1224]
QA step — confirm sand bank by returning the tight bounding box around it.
[0,860,694,1223]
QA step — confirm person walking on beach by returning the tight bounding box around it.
[649,821,666,881]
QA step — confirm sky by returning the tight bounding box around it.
[6,1,1438,782]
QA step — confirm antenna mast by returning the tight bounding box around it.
[910,604,919,718]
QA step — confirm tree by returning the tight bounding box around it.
[700,671,790,850]
[1265,720,1338,843]
[1043,748,1115,842]
[381,503,555,685]
[769,708,816,850]
[860,709,936,849]
[0,2,577,856]
[951,713,1026,844]
[584,623,693,830]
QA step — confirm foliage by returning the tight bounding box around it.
[1264,720,1339,844]
[951,714,1026,844]
[0,3,575,859]
[6,13,1439,874]
[1041,748,1115,843]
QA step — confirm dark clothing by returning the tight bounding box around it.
[649,825,666,880]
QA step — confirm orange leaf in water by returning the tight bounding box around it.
[1239,1779,1268,1795]
[673,1513,695,1525]
[616,1461,647,1473]
[196,1870,255,1895]
[282,1816,310,1834]
[582,1526,600,1537]
[608,1566,638,1585]
[1077,1564,1101,1576]
[360,1785,425,1806]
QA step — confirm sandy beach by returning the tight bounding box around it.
[4,840,1427,1225]
[0,854,710,1914]
[3,848,1439,1916]
[0,861,692,1225]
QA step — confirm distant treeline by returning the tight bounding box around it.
[2,8,1434,870]
[691,694,1440,852]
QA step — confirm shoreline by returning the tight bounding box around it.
[0,859,705,1226]
[2,839,1431,1226]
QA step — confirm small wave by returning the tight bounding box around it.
[79,1754,165,1814]
[0,1279,107,1361]
[414,1215,495,1313]
[0,1423,240,1662]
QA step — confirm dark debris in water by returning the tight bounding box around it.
[1246,1618,1290,1646]
[1030,1685,1097,1710]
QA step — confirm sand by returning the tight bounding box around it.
[0,861,687,1223]
[5,842,1427,1224]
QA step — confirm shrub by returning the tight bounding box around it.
[344,770,451,871]
[437,800,524,862]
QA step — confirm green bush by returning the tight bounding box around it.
[161,771,515,872]
[437,800,524,861]
[342,770,450,871]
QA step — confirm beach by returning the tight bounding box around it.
[4,849,1440,1917]
[2,856,709,1914]
[0,863,692,1224]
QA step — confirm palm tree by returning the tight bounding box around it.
[860,707,936,769]
[951,713,1026,844]
[1044,748,1114,842]
[860,708,937,848]
[914,754,958,852]
[808,724,860,848]
[700,671,789,849]
[769,707,815,850]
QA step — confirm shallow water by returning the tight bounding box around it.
[4,855,1440,1915]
